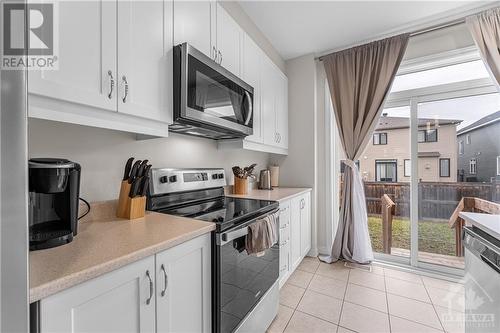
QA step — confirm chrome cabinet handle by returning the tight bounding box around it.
[160,264,168,297]
[218,50,222,65]
[122,76,129,103]
[280,223,289,230]
[146,270,153,305]
[275,133,278,143]
[107,70,114,99]
[277,133,281,143]
[213,46,217,61]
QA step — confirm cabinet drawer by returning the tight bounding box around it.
[279,241,290,278]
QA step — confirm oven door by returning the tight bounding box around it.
[214,210,280,333]
[174,43,254,138]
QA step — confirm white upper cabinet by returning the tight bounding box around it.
[173,0,214,58]
[242,34,262,144]
[261,56,278,147]
[275,72,289,149]
[28,0,116,111]
[215,3,242,76]
[40,256,156,333]
[117,0,172,123]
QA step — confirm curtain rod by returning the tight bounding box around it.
[316,18,466,61]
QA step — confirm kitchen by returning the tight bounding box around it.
[2,1,500,333]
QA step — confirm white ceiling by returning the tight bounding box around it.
[239,1,494,60]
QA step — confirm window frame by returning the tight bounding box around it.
[458,141,464,155]
[439,158,451,178]
[469,158,477,175]
[404,159,411,177]
[373,132,388,145]
[375,159,398,182]
[417,129,438,143]
[466,134,471,145]
[497,156,500,176]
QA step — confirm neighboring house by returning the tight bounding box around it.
[457,111,500,183]
[358,115,461,182]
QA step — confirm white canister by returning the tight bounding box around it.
[270,165,279,187]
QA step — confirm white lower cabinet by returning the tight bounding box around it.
[156,234,211,333]
[39,234,211,333]
[278,191,312,286]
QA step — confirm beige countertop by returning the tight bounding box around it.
[227,187,312,203]
[30,201,215,303]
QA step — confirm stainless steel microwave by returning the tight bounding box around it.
[171,43,254,140]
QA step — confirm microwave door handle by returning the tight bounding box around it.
[243,90,253,126]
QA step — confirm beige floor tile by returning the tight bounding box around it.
[297,290,343,324]
[348,268,386,291]
[387,294,443,330]
[316,262,350,281]
[390,315,444,333]
[384,268,423,284]
[297,257,320,273]
[371,265,385,276]
[287,270,314,289]
[426,286,465,313]
[422,276,465,295]
[337,326,357,333]
[386,276,431,303]
[434,305,465,333]
[267,305,295,333]
[344,283,388,313]
[283,310,337,333]
[340,301,390,333]
[308,274,347,300]
[280,283,306,309]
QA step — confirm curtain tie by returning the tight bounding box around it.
[343,159,357,169]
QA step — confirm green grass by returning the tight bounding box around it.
[368,216,456,256]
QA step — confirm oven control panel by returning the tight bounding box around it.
[149,168,226,195]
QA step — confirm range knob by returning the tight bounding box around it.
[159,176,169,183]
[212,174,218,180]
[169,175,177,183]
[218,173,224,179]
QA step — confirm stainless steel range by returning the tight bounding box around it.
[147,168,280,333]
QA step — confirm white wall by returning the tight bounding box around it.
[271,53,318,255]
[29,119,270,202]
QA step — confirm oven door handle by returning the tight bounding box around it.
[217,208,280,246]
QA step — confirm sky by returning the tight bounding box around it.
[384,60,500,130]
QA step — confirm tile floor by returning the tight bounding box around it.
[268,257,465,333]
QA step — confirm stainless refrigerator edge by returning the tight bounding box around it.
[0,0,30,330]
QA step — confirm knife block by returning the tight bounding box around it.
[116,181,146,219]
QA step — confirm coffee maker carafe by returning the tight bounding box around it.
[29,158,81,250]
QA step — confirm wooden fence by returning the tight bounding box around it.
[363,181,500,220]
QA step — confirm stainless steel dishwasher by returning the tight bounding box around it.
[463,226,500,333]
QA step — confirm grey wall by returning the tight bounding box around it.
[29,119,270,202]
[457,122,500,182]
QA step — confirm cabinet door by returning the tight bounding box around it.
[279,201,291,284]
[215,4,242,76]
[261,56,277,146]
[40,256,155,333]
[117,0,171,123]
[290,196,302,270]
[173,0,214,58]
[28,0,116,111]
[276,73,289,149]
[242,34,262,143]
[156,234,211,333]
[300,193,311,257]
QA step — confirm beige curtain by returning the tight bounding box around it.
[320,34,409,264]
[467,8,500,88]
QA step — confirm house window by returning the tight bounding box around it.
[418,129,438,143]
[459,141,464,155]
[375,160,397,182]
[439,158,450,177]
[497,156,500,176]
[404,159,411,177]
[466,134,471,144]
[470,158,477,175]
[373,133,387,145]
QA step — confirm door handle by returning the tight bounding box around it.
[107,70,114,99]
[146,270,153,305]
[160,264,168,297]
[243,90,253,126]
[122,76,129,103]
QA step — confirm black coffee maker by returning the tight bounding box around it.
[29,158,81,250]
